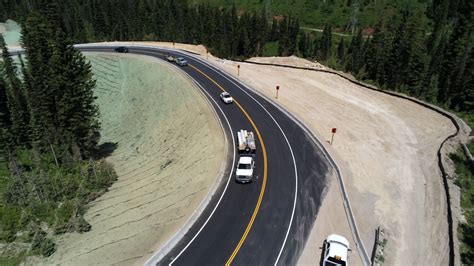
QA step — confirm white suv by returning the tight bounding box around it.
[322,234,351,266]
[220,92,233,104]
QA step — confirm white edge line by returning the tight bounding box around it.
[80,46,239,266]
[97,49,237,266]
[77,44,362,265]
[135,45,299,265]
[192,56,370,265]
[192,60,299,265]
[167,75,236,265]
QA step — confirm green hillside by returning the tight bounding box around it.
[189,0,428,30]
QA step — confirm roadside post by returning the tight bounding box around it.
[237,64,240,76]
[173,41,175,48]
[275,85,280,99]
[331,128,337,145]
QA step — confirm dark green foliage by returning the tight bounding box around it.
[345,30,364,72]
[0,73,12,166]
[451,148,474,264]
[0,9,117,259]
[315,24,332,61]
[337,38,345,63]
[31,229,56,257]
[0,206,21,242]
[0,35,29,149]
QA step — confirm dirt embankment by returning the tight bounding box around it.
[28,52,225,265]
[212,56,455,265]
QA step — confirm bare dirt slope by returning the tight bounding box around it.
[211,56,455,265]
[29,52,225,265]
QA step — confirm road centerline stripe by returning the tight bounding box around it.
[189,64,268,266]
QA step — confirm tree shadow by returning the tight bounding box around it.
[97,142,118,159]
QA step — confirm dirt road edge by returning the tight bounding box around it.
[236,59,472,266]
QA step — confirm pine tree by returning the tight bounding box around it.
[0,74,13,158]
[21,11,101,159]
[337,38,346,63]
[438,0,474,108]
[298,32,311,58]
[21,12,57,152]
[0,34,30,147]
[319,24,333,60]
[57,46,100,159]
[345,29,364,72]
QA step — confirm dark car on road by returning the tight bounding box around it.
[115,46,129,53]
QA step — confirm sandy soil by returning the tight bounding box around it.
[248,55,326,70]
[207,56,455,265]
[298,171,362,265]
[28,52,225,265]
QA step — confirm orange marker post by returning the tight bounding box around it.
[331,128,337,145]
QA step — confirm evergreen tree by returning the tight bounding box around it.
[438,0,474,108]
[337,38,345,63]
[319,24,333,60]
[298,32,311,58]
[21,12,58,152]
[0,74,13,158]
[345,29,364,72]
[0,34,29,147]
[269,17,280,42]
[21,11,100,159]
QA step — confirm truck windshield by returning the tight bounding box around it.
[238,164,251,169]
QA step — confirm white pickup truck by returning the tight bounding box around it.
[237,129,256,153]
[235,155,255,183]
[322,234,351,266]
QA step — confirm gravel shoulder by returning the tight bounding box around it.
[27,52,225,265]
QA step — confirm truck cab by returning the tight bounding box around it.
[322,234,351,266]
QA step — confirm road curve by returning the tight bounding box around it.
[79,45,331,265]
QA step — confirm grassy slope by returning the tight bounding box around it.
[190,0,427,29]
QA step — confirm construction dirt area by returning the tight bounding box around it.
[213,55,456,266]
[28,52,225,265]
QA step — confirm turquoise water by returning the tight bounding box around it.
[0,20,21,47]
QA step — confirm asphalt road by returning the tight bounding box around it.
[80,46,331,266]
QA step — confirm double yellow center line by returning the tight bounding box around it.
[189,64,268,265]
